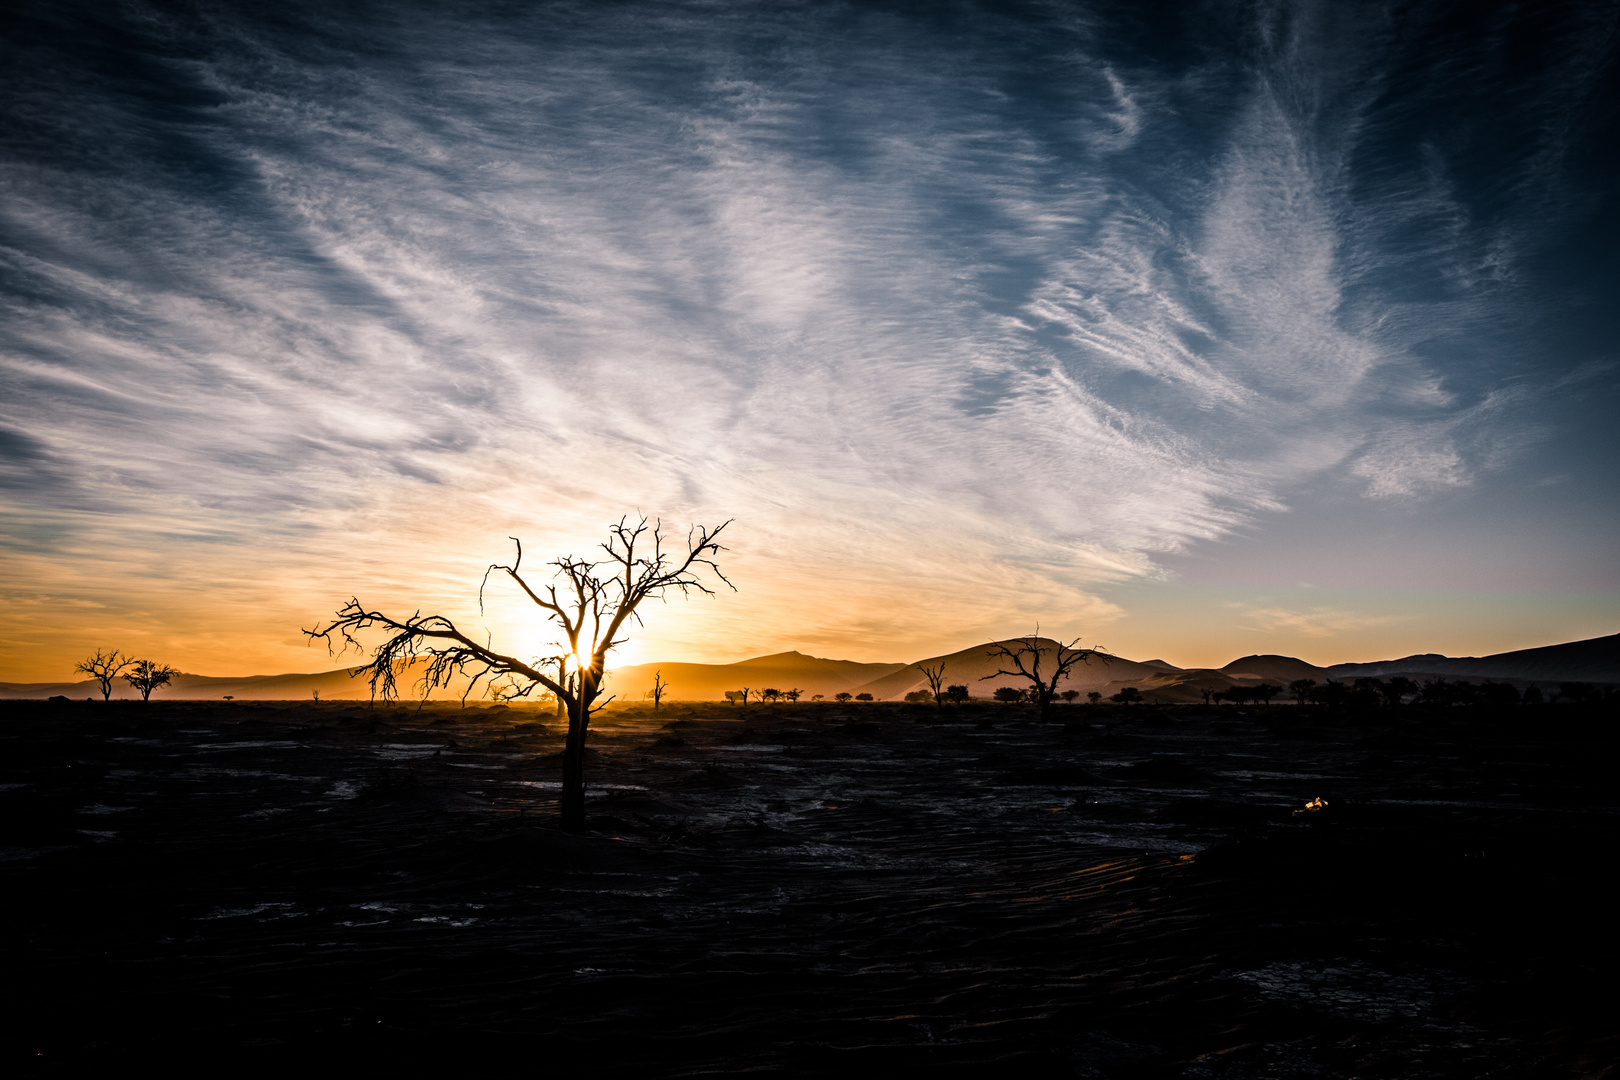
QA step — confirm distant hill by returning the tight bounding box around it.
[0,666,383,701]
[6,633,1612,703]
[603,651,906,702]
[846,638,1153,701]
[1219,655,1328,682]
[1326,633,1620,684]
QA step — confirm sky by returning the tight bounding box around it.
[2,0,1617,682]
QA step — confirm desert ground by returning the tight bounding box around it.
[4,695,1616,1076]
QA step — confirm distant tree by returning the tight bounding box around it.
[75,648,135,702]
[835,692,853,703]
[123,660,178,702]
[646,670,669,711]
[1199,686,1215,707]
[904,690,933,704]
[223,695,234,702]
[1309,680,1348,708]
[979,630,1109,722]
[738,687,752,705]
[855,693,874,702]
[305,516,732,834]
[1522,684,1544,705]
[945,684,969,704]
[1556,681,1599,704]
[785,688,802,703]
[1383,677,1417,707]
[762,688,781,703]
[1288,679,1317,707]
[1109,687,1142,706]
[1251,683,1281,706]
[919,662,948,713]
[1346,678,1383,711]
[992,686,1023,705]
[1215,685,1246,706]
[1086,691,1102,705]
[723,691,741,705]
[811,694,824,702]
[1059,690,1080,705]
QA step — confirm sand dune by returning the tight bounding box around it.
[4,633,1613,702]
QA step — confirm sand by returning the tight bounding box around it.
[3,697,1616,1075]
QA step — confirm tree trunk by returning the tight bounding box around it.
[557,693,596,835]
[560,700,588,833]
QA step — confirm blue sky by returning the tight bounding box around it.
[2,0,1616,678]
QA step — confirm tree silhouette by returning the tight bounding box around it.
[306,517,731,833]
[979,631,1108,721]
[75,648,134,702]
[945,684,969,704]
[123,660,177,702]
[1251,683,1280,707]
[762,688,781,703]
[919,662,948,713]
[992,687,1023,705]
[646,669,668,711]
[835,692,853,703]
[1288,678,1317,707]
[785,688,802,703]
[1109,687,1142,705]
[855,693,874,702]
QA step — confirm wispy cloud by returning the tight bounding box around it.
[0,0,1613,675]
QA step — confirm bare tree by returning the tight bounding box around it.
[306,517,732,833]
[646,669,668,711]
[123,660,177,702]
[979,631,1108,721]
[75,648,134,702]
[784,688,802,703]
[919,662,948,713]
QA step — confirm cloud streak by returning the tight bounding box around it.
[1,0,1615,676]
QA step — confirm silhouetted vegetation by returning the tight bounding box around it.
[980,630,1108,721]
[74,648,133,701]
[122,660,177,702]
[306,517,732,833]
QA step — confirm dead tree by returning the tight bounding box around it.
[306,517,732,833]
[647,669,668,711]
[979,630,1109,721]
[123,660,178,702]
[919,661,948,713]
[75,648,134,701]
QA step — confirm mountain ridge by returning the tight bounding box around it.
[4,634,1614,701]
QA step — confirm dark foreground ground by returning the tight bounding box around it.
[3,697,1617,1077]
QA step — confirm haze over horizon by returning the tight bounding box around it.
[3,1,1618,682]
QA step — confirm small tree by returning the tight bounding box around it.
[123,660,178,702]
[945,684,969,704]
[919,662,948,713]
[1086,691,1102,705]
[785,688,802,703]
[811,694,824,702]
[306,517,731,833]
[855,693,874,702]
[762,688,781,703]
[1109,687,1142,705]
[992,686,1023,705]
[1059,689,1080,705]
[835,692,853,703]
[1383,677,1417,707]
[1288,678,1317,707]
[979,631,1108,721]
[724,691,742,706]
[904,690,933,704]
[646,669,668,711]
[738,686,752,705]
[1251,683,1280,707]
[75,648,134,702]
